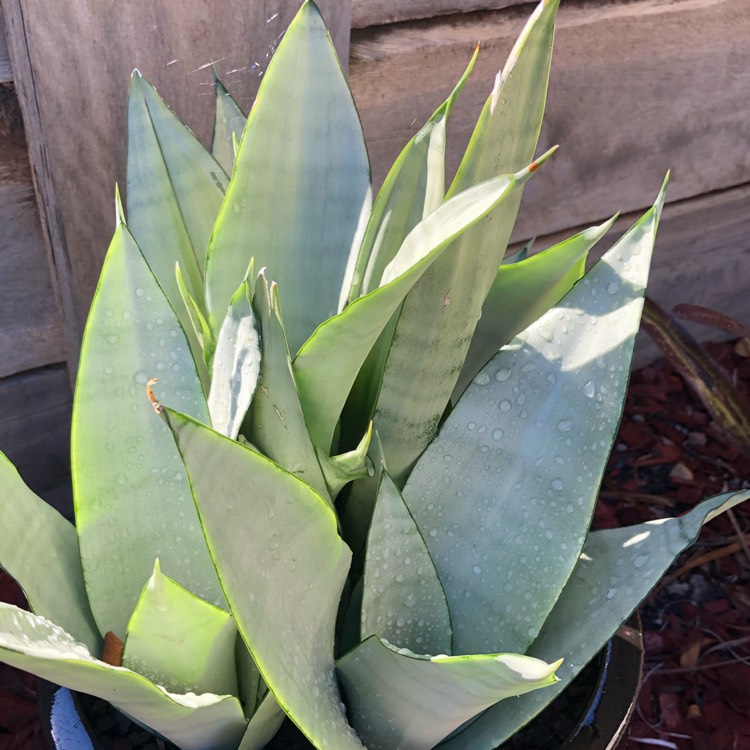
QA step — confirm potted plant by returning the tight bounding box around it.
[1,2,747,749]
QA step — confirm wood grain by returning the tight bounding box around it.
[352,0,526,28]
[0,82,65,378]
[0,365,72,516]
[0,0,352,371]
[0,14,11,82]
[349,0,750,244]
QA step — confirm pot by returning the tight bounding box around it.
[38,615,643,750]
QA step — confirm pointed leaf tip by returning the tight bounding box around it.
[114,185,126,227]
[518,145,558,182]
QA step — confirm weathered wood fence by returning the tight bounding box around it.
[1,0,749,511]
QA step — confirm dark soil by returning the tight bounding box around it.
[2,339,749,750]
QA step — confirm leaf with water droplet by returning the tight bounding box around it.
[403,181,667,655]
[337,635,560,750]
[122,559,239,697]
[362,471,451,656]
[72,222,223,637]
[441,489,750,750]
[0,603,246,750]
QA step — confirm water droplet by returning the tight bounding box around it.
[473,372,490,386]
[607,282,619,295]
[500,400,512,412]
[472,565,482,575]
[583,381,596,398]
[606,588,617,599]
[492,428,504,441]
[557,419,572,432]
[495,368,511,382]
[551,478,564,491]
[633,555,647,569]
[429,528,438,538]
[135,287,145,297]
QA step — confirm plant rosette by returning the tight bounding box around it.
[1,2,747,750]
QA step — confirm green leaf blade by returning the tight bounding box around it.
[347,47,478,302]
[208,277,261,439]
[71,223,224,637]
[404,182,667,656]
[362,472,452,656]
[367,0,561,485]
[162,408,365,750]
[205,1,371,352]
[244,274,330,500]
[122,560,238,698]
[0,604,246,750]
[212,71,247,175]
[337,636,560,750]
[453,215,617,401]
[295,170,526,453]
[0,453,100,651]
[439,490,750,750]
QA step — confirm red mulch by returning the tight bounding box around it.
[1,340,749,750]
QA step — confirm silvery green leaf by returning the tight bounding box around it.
[123,560,238,698]
[211,70,247,175]
[439,489,750,750]
[127,72,228,384]
[295,157,552,454]
[243,273,330,501]
[365,0,561,486]
[316,423,373,500]
[162,408,365,750]
[452,215,617,401]
[0,453,100,650]
[362,472,452,656]
[0,604,246,750]
[238,691,286,750]
[346,47,478,302]
[337,635,560,750]
[72,222,224,637]
[208,276,261,439]
[176,261,215,368]
[404,179,667,655]
[205,1,371,352]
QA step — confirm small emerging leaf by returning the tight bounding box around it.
[123,560,238,697]
[316,423,373,499]
[208,276,261,440]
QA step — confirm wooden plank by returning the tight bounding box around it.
[0,81,65,378]
[349,0,750,245]
[511,182,750,368]
[352,0,525,29]
[0,365,72,516]
[0,0,352,374]
[0,14,11,82]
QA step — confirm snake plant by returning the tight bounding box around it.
[1,2,747,749]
